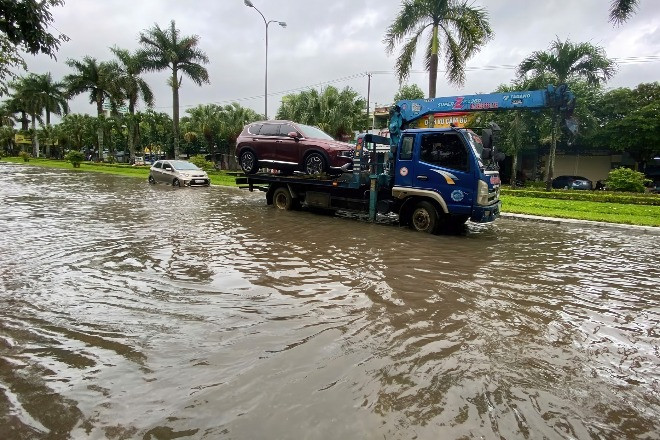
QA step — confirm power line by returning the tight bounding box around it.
[164,55,660,110]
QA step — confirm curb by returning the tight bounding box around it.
[500,212,660,234]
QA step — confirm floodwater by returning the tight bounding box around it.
[0,162,658,440]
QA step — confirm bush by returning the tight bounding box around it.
[606,167,650,193]
[188,154,215,172]
[65,150,85,168]
[501,188,660,205]
[19,151,32,162]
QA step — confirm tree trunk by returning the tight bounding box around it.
[45,110,51,158]
[428,23,439,128]
[510,153,518,188]
[172,68,180,159]
[31,115,40,158]
[97,98,104,162]
[21,111,29,131]
[545,112,559,191]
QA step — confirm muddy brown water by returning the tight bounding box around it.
[0,163,658,440]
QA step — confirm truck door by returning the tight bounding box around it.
[394,134,415,187]
[413,132,474,213]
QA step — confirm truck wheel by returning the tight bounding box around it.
[410,201,439,234]
[303,152,326,175]
[272,187,295,211]
[240,150,258,174]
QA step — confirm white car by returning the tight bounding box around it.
[148,160,210,187]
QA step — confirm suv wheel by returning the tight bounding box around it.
[304,152,326,175]
[240,150,258,174]
[148,175,155,184]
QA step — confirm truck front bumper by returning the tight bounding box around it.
[470,201,501,223]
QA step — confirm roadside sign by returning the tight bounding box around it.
[15,134,31,144]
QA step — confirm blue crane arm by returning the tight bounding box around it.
[394,84,575,127]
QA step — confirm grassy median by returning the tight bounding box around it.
[3,157,658,227]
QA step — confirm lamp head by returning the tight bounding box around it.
[244,0,254,7]
[279,21,287,27]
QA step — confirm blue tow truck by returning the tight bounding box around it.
[237,85,575,234]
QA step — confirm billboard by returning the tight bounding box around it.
[414,112,469,128]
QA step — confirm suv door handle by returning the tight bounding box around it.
[275,140,283,143]
[417,175,428,181]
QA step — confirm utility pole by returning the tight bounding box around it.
[365,72,371,133]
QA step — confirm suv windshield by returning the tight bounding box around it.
[297,124,334,140]
[170,161,200,170]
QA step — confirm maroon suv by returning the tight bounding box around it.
[235,120,354,174]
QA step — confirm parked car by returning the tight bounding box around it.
[235,120,354,175]
[551,175,593,190]
[148,160,210,187]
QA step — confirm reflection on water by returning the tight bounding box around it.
[0,162,658,439]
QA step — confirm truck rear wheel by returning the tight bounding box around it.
[410,201,439,234]
[272,187,295,211]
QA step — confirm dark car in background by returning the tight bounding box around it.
[235,120,354,175]
[552,175,593,190]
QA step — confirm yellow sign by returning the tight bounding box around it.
[415,112,469,128]
[15,134,32,144]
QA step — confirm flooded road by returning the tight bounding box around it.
[0,162,658,440]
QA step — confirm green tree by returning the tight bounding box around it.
[111,47,154,163]
[139,20,210,160]
[384,0,492,98]
[0,0,67,95]
[27,72,69,157]
[393,84,425,102]
[590,82,660,169]
[610,0,640,25]
[218,102,261,153]
[9,75,45,157]
[58,113,98,151]
[518,38,615,190]
[64,56,121,160]
[276,86,366,140]
[186,104,222,161]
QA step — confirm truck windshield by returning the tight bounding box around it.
[298,124,334,140]
[464,130,484,166]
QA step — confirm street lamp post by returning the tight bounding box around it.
[244,0,286,119]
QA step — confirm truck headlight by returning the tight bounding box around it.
[477,180,489,206]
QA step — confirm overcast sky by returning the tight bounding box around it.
[19,0,660,120]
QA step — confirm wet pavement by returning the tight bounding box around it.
[0,162,658,439]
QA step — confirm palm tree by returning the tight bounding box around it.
[517,38,615,190]
[10,75,45,157]
[384,0,493,98]
[186,104,221,161]
[64,56,120,160]
[139,20,209,159]
[27,73,69,157]
[276,86,365,140]
[111,47,154,163]
[610,0,639,24]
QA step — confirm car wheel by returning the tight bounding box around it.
[272,187,295,211]
[240,150,258,174]
[173,179,181,187]
[148,175,155,184]
[410,201,439,234]
[304,152,326,175]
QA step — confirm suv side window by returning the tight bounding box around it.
[259,124,280,136]
[154,161,162,169]
[247,124,263,135]
[420,133,468,172]
[279,123,297,136]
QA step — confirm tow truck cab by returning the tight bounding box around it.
[390,127,501,224]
